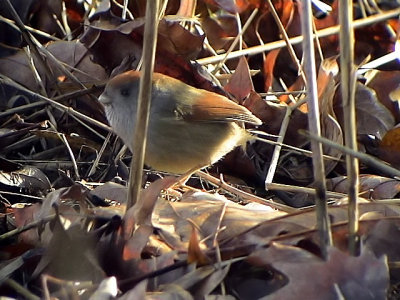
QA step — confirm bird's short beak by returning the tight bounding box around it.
[98,93,111,106]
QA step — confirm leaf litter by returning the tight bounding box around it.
[1,0,400,299]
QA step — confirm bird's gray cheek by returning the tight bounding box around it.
[104,104,120,129]
[103,104,113,120]
[109,102,134,131]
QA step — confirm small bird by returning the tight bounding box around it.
[98,70,262,174]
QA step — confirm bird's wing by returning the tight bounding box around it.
[177,91,262,126]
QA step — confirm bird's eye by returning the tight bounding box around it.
[120,88,130,97]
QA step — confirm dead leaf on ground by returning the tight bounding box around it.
[247,243,388,300]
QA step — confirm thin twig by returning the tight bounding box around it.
[61,1,72,41]
[253,130,341,162]
[87,131,112,177]
[127,0,160,209]
[0,75,110,132]
[196,171,297,213]
[197,8,400,65]
[264,96,312,181]
[0,100,46,119]
[4,279,41,300]
[0,83,103,121]
[46,119,81,180]
[0,215,55,241]
[264,102,304,185]
[112,0,134,20]
[300,130,400,179]
[0,15,61,41]
[28,34,86,89]
[3,0,58,89]
[61,133,81,180]
[0,191,43,201]
[339,0,359,255]
[266,182,357,200]
[69,113,107,140]
[122,0,128,20]
[24,46,47,96]
[266,0,306,84]
[300,0,332,259]
[358,51,400,74]
[212,8,259,74]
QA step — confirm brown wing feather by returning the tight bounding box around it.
[152,72,262,125]
[179,91,262,125]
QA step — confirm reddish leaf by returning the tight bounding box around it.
[224,56,254,101]
[317,57,342,174]
[203,0,256,13]
[176,0,196,17]
[263,49,280,91]
[201,14,238,51]
[187,225,211,265]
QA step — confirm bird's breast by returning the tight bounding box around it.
[144,118,246,174]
